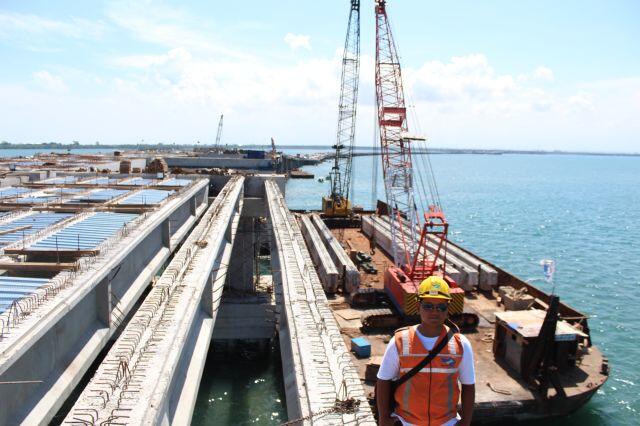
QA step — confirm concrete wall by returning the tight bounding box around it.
[165,156,273,170]
[212,297,275,340]
[226,216,256,292]
[209,174,286,198]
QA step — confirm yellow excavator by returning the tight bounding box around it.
[321,0,360,218]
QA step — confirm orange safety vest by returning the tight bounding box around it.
[393,325,464,425]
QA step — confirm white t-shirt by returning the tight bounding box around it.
[377,328,475,426]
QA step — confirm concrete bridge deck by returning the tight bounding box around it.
[0,178,209,425]
[64,176,244,425]
[266,180,375,425]
[2,174,375,425]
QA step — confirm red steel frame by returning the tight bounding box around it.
[375,0,453,315]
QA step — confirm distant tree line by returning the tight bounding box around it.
[0,141,207,150]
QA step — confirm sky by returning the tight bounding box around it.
[0,0,638,153]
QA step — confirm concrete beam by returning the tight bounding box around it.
[361,215,463,286]
[377,215,498,290]
[299,214,339,293]
[310,213,360,294]
[266,180,375,425]
[64,176,244,425]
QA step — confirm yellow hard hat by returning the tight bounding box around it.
[418,276,452,300]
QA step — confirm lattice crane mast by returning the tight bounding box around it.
[322,0,360,218]
[214,114,223,150]
[375,0,451,317]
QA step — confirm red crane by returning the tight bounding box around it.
[375,0,452,316]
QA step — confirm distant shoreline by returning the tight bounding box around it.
[0,143,637,157]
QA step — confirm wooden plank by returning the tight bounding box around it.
[99,206,154,213]
[0,225,32,236]
[32,206,87,213]
[3,248,100,256]
[495,309,587,339]
[23,182,185,191]
[0,261,78,271]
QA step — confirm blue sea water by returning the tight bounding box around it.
[286,153,640,425]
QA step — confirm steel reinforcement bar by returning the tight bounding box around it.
[64,176,243,425]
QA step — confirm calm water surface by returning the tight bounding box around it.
[192,341,287,425]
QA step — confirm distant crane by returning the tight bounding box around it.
[322,0,360,218]
[214,114,224,150]
[270,137,277,160]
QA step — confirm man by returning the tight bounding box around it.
[376,276,475,426]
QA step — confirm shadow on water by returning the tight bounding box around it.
[192,338,287,425]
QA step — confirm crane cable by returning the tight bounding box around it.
[408,98,443,212]
[385,8,443,216]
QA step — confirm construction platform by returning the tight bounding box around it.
[0,172,209,424]
[313,221,608,423]
[0,160,608,425]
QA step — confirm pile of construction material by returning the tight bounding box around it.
[353,251,377,274]
[498,285,535,310]
[146,157,169,174]
[362,214,498,291]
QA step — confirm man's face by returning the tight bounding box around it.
[419,297,449,327]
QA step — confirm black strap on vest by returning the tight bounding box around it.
[393,328,455,391]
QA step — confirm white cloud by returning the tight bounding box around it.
[567,92,594,112]
[397,55,640,151]
[105,1,250,59]
[284,33,311,50]
[110,45,339,110]
[408,54,516,104]
[0,12,108,47]
[1,5,637,156]
[32,71,67,92]
[533,66,554,81]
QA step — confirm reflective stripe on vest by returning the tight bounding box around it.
[393,325,464,425]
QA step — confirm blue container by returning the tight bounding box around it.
[351,337,371,358]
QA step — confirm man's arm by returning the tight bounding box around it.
[376,337,400,426]
[376,380,396,426]
[458,383,475,426]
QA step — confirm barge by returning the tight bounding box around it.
[299,211,609,423]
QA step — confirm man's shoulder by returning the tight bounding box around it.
[393,326,410,334]
[455,333,474,353]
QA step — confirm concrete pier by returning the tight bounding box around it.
[266,181,375,425]
[0,178,209,425]
[64,176,244,425]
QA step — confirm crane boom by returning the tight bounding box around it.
[369,0,473,327]
[323,0,360,217]
[375,0,418,266]
[214,114,224,149]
